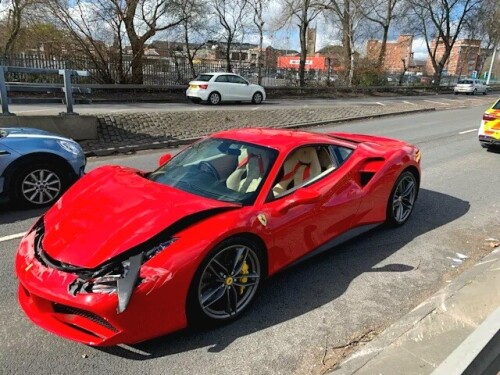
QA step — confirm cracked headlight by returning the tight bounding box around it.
[68,238,177,313]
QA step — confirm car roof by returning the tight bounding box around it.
[198,72,239,77]
[212,128,353,152]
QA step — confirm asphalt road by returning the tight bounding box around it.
[1,104,499,374]
[7,93,492,115]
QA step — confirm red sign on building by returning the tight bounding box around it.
[277,56,326,71]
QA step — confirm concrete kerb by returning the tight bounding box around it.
[329,247,500,375]
[83,107,436,157]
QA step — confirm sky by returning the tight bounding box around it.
[0,0,431,61]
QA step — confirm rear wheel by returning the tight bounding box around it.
[386,171,418,227]
[208,92,221,105]
[187,237,264,326]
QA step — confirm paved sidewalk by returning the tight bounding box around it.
[330,246,500,374]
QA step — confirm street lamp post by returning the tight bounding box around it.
[486,46,498,85]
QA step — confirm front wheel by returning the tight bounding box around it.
[12,163,68,207]
[252,92,263,104]
[187,237,264,327]
[386,171,418,227]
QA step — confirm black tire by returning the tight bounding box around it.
[480,142,489,149]
[11,162,69,207]
[386,170,418,227]
[473,89,477,95]
[186,236,265,327]
[208,92,221,105]
[252,92,263,104]
[483,89,487,95]
[190,98,202,104]
[454,92,459,95]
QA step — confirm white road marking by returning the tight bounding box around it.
[459,129,478,134]
[375,102,386,106]
[252,107,260,111]
[403,101,415,105]
[424,100,448,105]
[0,232,25,243]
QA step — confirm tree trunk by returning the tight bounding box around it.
[3,8,22,56]
[130,41,145,84]
[225,36,233,72]
[257,24,263,85]
[341,10,352,86]
[299,20,308,87]
[378,25,389,69]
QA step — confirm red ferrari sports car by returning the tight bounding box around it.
[16,128,421,346]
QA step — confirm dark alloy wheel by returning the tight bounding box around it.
[208,92,221,105]
[252,92,263,104]
[12,163,67,207]
[187,237,264,326]
[386,171,418,227]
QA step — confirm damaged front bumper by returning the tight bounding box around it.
[15,227,188,346]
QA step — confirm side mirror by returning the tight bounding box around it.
[158,153,172,167]
[277,188,321,214]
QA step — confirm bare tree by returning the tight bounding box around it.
[48,0,125,83]
[279,0,322,86]
[357,0,400,68]
[249,0,268,84]
[178,0,209,79]
[323,0,362,86]
[119,0,184,83]
[0,0,38,56]
[211,0,249,72]
[407,0,481,87]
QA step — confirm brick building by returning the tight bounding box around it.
[425,38,483,77]
[366,35,413,74]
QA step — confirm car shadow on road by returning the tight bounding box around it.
[0,204,46,225]
[95,188,470,360]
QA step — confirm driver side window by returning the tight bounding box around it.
[271,145,337,198]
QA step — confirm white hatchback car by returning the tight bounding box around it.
[454,79,488,95]
[186,72,266,105]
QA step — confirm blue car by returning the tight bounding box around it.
[0,128,86,207]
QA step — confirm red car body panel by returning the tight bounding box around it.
[16,128,420,346]
[43,165,239,268]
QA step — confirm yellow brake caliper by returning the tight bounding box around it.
[239,261,249,295]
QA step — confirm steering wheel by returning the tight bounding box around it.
[198,161,220,180]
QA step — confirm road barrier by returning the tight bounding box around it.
[0,66,89,115]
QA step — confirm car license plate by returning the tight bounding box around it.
[190,85,198,89]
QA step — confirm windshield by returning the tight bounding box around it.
[493,100,500,110]
[458,80,473,84]
[195,74,213,82]
[149,138,278,205]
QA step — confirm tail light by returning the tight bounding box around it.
[199,84,208,89]
[483,113,497,121]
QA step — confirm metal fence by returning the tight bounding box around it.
[0,53,491,87]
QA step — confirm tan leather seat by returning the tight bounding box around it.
[226,147,265,193]
[273,147,322,196]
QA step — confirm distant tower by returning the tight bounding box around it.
[306,28,317,56]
